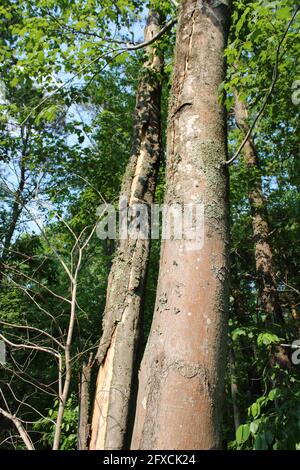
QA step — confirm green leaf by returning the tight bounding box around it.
[236,7,251,34]
[251,402,261,418]
[236,424,251,444]
[250,421,259,434]
[36,104,61,123]
[254,433,267,450]
[74,21,88,30]
[276,7,291,20]
[232,327,247,341]
[268,388,280,401]
[257,332,280,346]
[10,77,19,88]
[37,50,44,63]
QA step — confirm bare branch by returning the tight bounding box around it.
[2,272,66,338]
[20,17,177,126]
[0,320,64,349]
[2,262,71,305]
[73,173,107,205]
[278,279,300,296]
[21,204,74,282]
[0,333,60,359]
[46,9,134,44]
[0,407,35,450]
[2,365,57,398]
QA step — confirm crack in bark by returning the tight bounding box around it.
[171,101,193,118]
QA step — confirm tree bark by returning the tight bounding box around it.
[77,360,92,450]
[234,93,283,326]
[131,0,231,450]
[234,92,290,369]
[0,127,29,283]
[229,344,242,432]
[89,10,163,450]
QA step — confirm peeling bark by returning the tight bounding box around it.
[89,10,163,450]
[131,0,231,450]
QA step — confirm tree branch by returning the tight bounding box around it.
[20,17,177,126]
[0,407,35,450]
[226,7,299,165]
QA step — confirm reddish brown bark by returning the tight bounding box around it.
[89,11,163,450]
[131,0,231,450]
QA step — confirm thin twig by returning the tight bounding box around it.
[20,17,176,126]
[0,320,64,349]
[0,407,35,450]
[0,334,60,359]
[226,7,299,165]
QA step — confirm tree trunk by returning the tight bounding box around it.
[89,10,163,450]
[0,128,28,283]
[234,92,290,369]
[229,344,242,432]
[230,263,263,397]
[77,360,92,450]
[131,0,231,450]
[234,93,283,326]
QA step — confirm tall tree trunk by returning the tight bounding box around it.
[234,93,283,326]
[131,0,231,450]
[89,10,163,450]
[0,127,29,283]
[231,262,263,397]
[234,92,290,369]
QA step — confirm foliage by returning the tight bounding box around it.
[0,0,299,450]
[33,395,78,450]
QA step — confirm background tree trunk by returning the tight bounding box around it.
[131,0,231,450]
[234,92,290,369]
[234,93,283,326]
[77,359,92,450]
[229,344,242,432]
[0,127,29,283]
[89,10,163,450]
